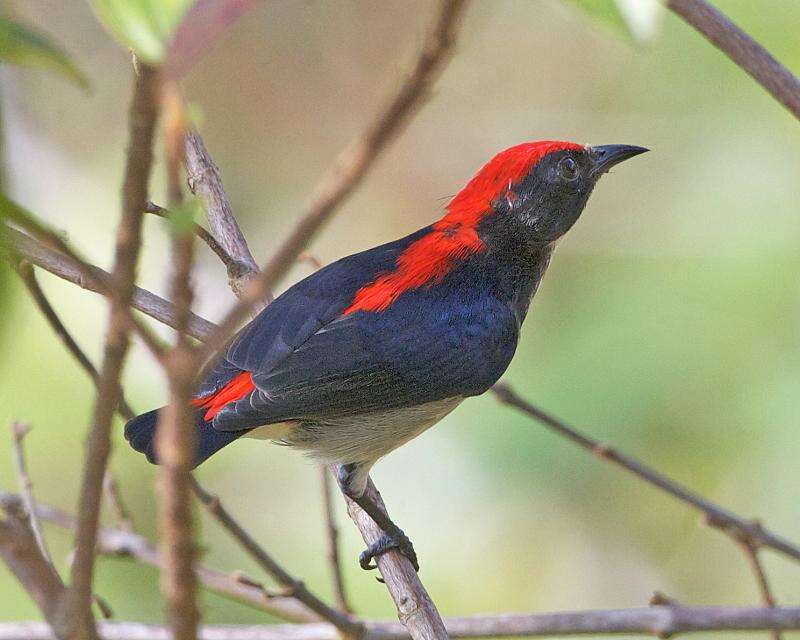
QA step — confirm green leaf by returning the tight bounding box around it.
[0,17,89,89]
[567,0,663,43]
[166,198,199,237]
[88,0,194,63]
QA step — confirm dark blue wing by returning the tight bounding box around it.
[197,227,429,402]
[213,259,520,430]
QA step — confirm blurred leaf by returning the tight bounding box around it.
[0,17,89,89]
[88,0,194,63]
[613,0,663,42]
[167,198,199,236]
[567,0,663,42]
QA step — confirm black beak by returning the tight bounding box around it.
[590,144,649,176]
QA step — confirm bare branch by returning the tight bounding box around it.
[343,478,447,640]
[491,382,800,563]
[195,0,471,366]
[103,474,135,533]
[667,0,800,121]
[0,489,317,624]
[6,225,215,342]
[9,422,53,567]
[319,466,351,614]
[14,261,138,420]
[145,201,239,273]
[0,496,67,639]
[154,82,201,640]
[65,62,161,640]
[735,539,781,640]
[184,129,260,297]
[2,605,800,640]
[189,479,364,639]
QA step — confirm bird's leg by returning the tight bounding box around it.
[336,463,419,571]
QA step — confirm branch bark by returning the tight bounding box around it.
[1,605,800,640]
[184,129,260,297]
[65,62,160,640]
[490,382,800,563]
[153,84,200,640]
[0,498,67,639]
[319,466,351,614]
[667,0,800,121]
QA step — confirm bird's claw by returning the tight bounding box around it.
[359,528,419,572]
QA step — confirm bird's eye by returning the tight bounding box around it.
[557,157,580,182]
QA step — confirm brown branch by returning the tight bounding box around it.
[5,225,215,342]
[3,211,167,361]
[0,489,317,624]
[319,466,351,614]
[145,201,238,272]
[736,539,781,640]
[667,0,800,121]
[14,261,138,420]
[154,83,200,640]
[65,62,160,640]
[343,478,447,640]
[3,606,800,640]
[9,422,53,568]
[102,474,135,533]
[195,0,470,366]
[184,129,260,297]
[189,478,364,638]
[490,382,800,563]
[0,497,67,639]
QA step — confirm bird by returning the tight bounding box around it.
[125,140,647,571]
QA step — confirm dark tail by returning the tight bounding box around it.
[124,408,246,468]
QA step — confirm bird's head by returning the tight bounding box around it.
[443,141,647,249]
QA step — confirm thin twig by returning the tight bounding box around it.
[0,489,318,624]
[490,382,800,563]
[3,605,800,640]
[14,261,138,420]
[145,201,238,272]
[102,475,135,533]
[6,225,215,342]
[319,466,351,614]
[189,478,364,639]
[667,0,800,121]
[194,0,471,367]
[9,422,53,567]
[65,62,160,640]
[3,209,167,361]
[184,128,260,298]
[735,539,781,640]
[154,82,201,640]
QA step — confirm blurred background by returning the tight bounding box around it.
[0,0,798,635]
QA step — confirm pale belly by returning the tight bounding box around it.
[245,396,464,465]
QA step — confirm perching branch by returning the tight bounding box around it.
[195,0,471,367]
[667,0,800,121]
[2,605,800,640]
[490,382,800,563]
[736,540,781,640]
[65,62,160,640]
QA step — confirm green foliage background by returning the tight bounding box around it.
[0,1,798,637]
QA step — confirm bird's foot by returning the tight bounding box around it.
[359,527,419,572]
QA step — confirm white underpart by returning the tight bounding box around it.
[245,396,463,490]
